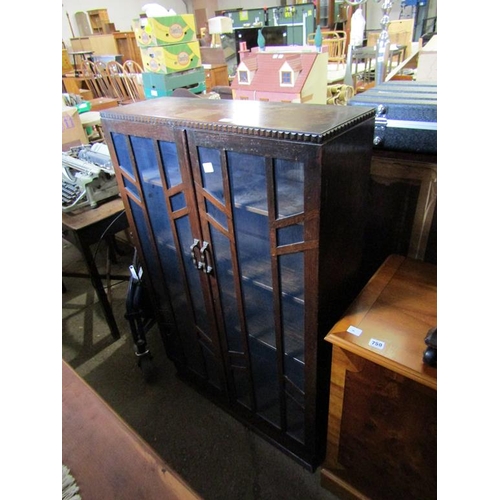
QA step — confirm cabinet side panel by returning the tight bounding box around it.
[318,118,375,327]
[314,118,375,465]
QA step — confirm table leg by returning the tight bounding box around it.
[75,237,121,340]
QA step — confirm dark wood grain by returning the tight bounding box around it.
[100,97,376,470]
[100,96,375,143]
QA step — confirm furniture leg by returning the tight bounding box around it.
[75,236,121,340]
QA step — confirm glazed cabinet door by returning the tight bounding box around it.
[106,128,226,396]
[101,96,376,470]
[186,129,321,461]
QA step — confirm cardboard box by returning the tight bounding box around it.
[133,15,197,47]
[367,19,414,51]
[140,41,201,74]
[62,106,88,151]
[142,67,206,98]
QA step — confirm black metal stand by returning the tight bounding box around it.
[125,249,157,381]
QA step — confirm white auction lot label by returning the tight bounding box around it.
[347,325,362,336]
[368,338,385,350]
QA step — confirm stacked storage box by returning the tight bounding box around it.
[132,14,206,98]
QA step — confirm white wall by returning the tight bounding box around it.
[62,0,189,46]
[62,0,293,45]
[62,0,437,48]
[216,0,280,11]
[62,0,286,45]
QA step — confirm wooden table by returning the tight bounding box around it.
[62,360,202,499]
[67,50,94,76]
[89,97,119,111]
[320,254,437,500]
[62,197,129,339]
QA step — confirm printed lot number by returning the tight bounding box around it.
[368,338,385,350]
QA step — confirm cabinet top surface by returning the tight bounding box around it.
[100,97,375,144]
[325,254,437,389]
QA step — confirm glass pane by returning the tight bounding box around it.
[111,132,138,198]
[198,147,224,204]
[205,198,227,231]
[166,222,219,384]
[130,136,215,384]
[175,217,210,337]
[200,343,221,391]
[274,159,304,218]
[279,252,305,389]
[159,141,182,188]
[231,152,268,214]
[209,225,242,353]
[128,198,165,313]
[233,367,251,409]
[228,150,279,427]
[170,192,186,212]
[131,136,160,192]
[277,224,304,246]
[286,395,305,443]
[122,177,138,197]
[249,336,280,428]
[111,133,133,176]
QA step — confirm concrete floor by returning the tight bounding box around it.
[62,233,340,500]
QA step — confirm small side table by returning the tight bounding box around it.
[67,50,94,76]
[321,254,437,500]
[62,197,129,340]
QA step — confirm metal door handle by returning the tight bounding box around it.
[190,239,202,269]
[199,241,213,274]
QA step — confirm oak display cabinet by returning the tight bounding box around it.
[100,97,375,470]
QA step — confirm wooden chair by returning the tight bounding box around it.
[323,33,347,70]
[306,30,347,70]
[122,60,146,102]
[79,60,106,99]
[123,59,144,74]
[106,61,135,104]
[93,60,117,100]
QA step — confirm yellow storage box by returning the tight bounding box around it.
[140,41,201,74]
[133,15,197,47]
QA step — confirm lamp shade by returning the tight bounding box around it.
[208,16,233,34]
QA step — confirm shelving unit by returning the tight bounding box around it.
[113,32,143,67]
[101,97,375,470]
[87,9,110,34]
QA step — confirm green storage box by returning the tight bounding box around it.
[143,67,206,98]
